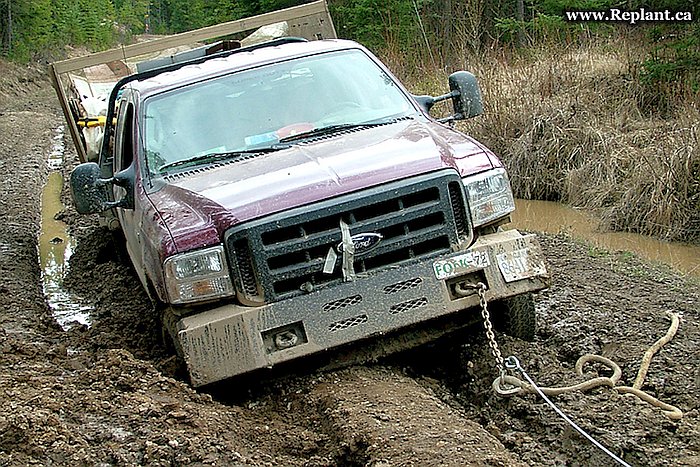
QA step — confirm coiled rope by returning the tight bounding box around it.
[494,311,682,420]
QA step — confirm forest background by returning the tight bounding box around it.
[1,0,699,242]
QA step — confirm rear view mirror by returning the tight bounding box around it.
[448,71,483,120]
[412,71,484,121]
[70,162,136,213]
[70,163,112,214]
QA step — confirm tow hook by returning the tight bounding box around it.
[274,330,299,350]
[454,281,484,297]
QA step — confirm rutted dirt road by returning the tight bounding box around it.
[1,63,699,466]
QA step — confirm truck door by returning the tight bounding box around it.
[113,99,145,276]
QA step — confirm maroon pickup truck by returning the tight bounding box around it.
[69,37,548,386]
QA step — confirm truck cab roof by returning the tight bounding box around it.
[131,39,368,100]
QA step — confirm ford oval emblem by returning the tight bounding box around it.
[337,233,383,256]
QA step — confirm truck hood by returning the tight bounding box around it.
[148,119,497,253]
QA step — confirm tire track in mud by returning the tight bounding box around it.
[0,106,60,338]
[292,366,525,466]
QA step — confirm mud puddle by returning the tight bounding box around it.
[39,125,93,329]
[512,199,700,276]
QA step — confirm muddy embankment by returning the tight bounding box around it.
[1,62,699,466]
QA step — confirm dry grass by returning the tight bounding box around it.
[389,38,700,243]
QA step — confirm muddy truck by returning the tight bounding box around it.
[50,1,548,387]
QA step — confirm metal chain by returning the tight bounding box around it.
[455,282,505,376]
[477,284,506,376]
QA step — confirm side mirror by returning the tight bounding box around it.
[448,71,483,120]
[70,162,136,214]
[70,163,112,214]
[412,71,483,121]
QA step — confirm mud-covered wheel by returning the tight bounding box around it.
[490,293,537,341]
[159,306,185,358]
[157,306,188,380]
[160,314,176,355]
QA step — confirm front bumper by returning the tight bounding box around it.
[173,229,548,386]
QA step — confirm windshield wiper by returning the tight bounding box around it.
[279,118,405,143]
[158,144,290,172]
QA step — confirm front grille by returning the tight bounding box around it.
[383,278,423,295]
[328,314,368,332]
[229,239,260,299]
[225,170,471,304]
[389,297,428,315]
[448,180,470,240]
[323,295,363,313]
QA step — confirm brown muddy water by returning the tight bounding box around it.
[512,199,700,277]
[39,126,93,329]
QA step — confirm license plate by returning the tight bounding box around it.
[496,247,546,283]
[433,251,490,280]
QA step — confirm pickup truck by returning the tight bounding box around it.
[53,2,548,386]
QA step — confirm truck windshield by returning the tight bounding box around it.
[143,48,417,174]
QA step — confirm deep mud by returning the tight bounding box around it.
[1,61,699,466]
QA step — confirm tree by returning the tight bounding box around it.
[52,0,84,46]
[0,0,14,54]
[75,0,115,49]
[1,0,52,59]
[116,0,150,36]
[166,0,208,32]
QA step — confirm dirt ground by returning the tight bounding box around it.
[0,61,699,466]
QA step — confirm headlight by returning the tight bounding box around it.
[163,245,234,304]
[463,168,515,227]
